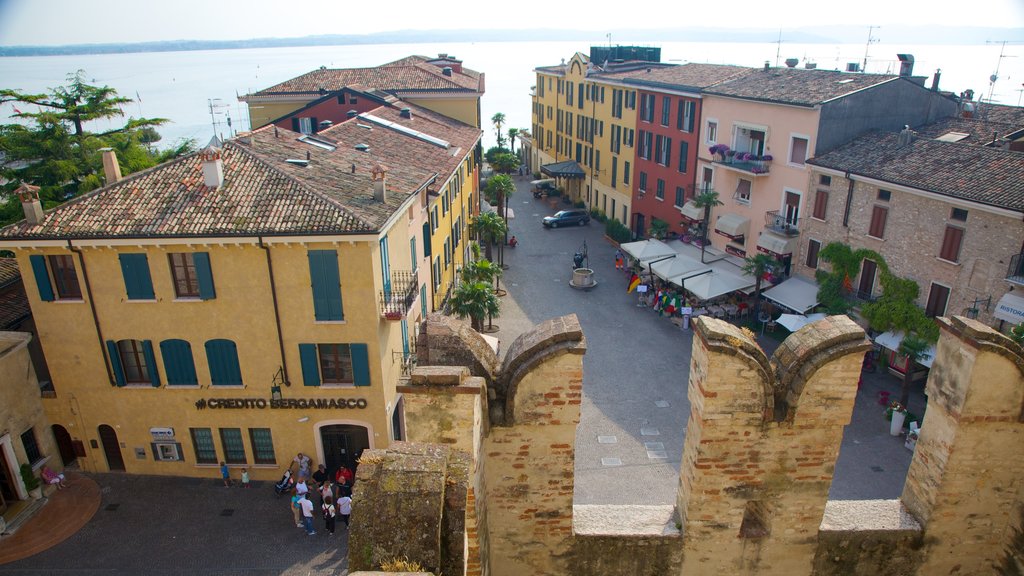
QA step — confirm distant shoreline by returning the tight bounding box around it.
[1,26,1016,57]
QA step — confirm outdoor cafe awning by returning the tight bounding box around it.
[530,178,556,187]
[541,160,586,179]
[679,201,704,224]
[761,276,819,314]
[714,213,749,241]
[875,331,936,368]
[620,239,677,262]
[756,232,798,258]
[994,292,1024,324]
[679,270,755,301]
[651,254,710,284]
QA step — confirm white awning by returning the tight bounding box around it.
[620,239,677,262]
[714,213,749,241]
[679,201,704,224]
[756,232,798,258]
[776,312,827,332]
[875,331,936,369]
[531,178,555,186]
[680,270,755,301]
[761,276,819,314]
[651,255,710,284]
[994,293,1024,324]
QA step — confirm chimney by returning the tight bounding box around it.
[371,163,388,203]
[400,107,412,119]
[897,54,914,77]
[100,148,122,184]
[931,69,941,91]
[319,119,333,129]
[15,183,44,225]
[199,137,224,188]
[804,62,817,69]
[442,67,452,77]
[897,125,913,146]
[846,62,861,73]
[763,61,770,72]
[347,110,358,118]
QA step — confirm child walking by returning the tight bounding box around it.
[322,494,337,535]
[241,468,250,488]
[220,462,230,487]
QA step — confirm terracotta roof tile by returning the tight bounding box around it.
[0,280,29,330]
[704,67,900,106]
[808,130,1024,212]
[254,57,482,96]
[915,109,1024,144]
[0,258,19,287]
[613,63,756,90]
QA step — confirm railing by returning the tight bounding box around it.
[765,210,800,236]
[379,270,419,319]
[710,153,772,175]
[1007,253,1024,284]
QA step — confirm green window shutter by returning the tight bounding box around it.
[308,250,344,321]
[420,284,427,318]
[142,340,161,387]
[380,237,391,298]
[410,237,417,270]
[29,255,54,301]
[351,343,370,386]
[106,340,126,387]
[422,222,432,256]
[206,339,242,386]
[193,253,216,300]
[298,343,321,387]
[160,339,198,386]
[119,253,154,300]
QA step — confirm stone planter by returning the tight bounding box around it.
[29,486,43,500]
[889,410,906,436]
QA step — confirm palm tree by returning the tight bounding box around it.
[469,212,507,262]
[897,334,930,408]
[449,281,500,332]
[692,188,724,263]
[490,153,519,175]
[741,253,775,320]
[462,258,503,293]
[491,112,506,148]
[508,127,520,155]
[486,174,515,218]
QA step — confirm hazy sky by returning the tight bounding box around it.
[1,0,1022,45]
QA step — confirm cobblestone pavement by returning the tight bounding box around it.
[498,178,925,506]
[0,474,347,575]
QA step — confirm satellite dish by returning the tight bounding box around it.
[990,74,998,83]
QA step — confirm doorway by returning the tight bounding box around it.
[319,424,369,479]
[858,260,878,301]
[98,425,125,472]
[784,191,800,225]
[0,447,15,515]
[52,425,76,467]
[634,213,646,240]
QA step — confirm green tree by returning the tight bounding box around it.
[860,274,940,343]
[1011,323,1024,346]
[507,127,519,155]
[484,145,511,165]
[469,212,507,262]
[741,253,776,319]
[486,174,515,219]
[449,280,500,332]
[0,71,192,227]
[462,258,503,294]
[490,152,519,175]
[692,188,723,263]
[896,334,931,407]
[491,112,506,148]
[813,242,887,314]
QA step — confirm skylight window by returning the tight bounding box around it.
[935,131,970,143]
[358,113,450,148]
[837,79,855,84]
[298,135,336,151]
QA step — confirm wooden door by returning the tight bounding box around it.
[858,260,877,300]
[98,425,125,471]
[52,424,76,466]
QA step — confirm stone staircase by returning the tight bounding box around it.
[0,497,48,538]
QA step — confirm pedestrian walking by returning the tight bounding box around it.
[322,495,337,535]
[241,468,250,488]
[220,462,231,487]
[290,490,303,528]
[337,493,352,529]
[320,478,333,506]
[299,493,316,535]
[295,478,309,497]
[292,452,312,481]
[335,464,354,487]
[614,250,624,270]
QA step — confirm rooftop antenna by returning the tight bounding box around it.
[862,25,880,73]
[208,98,230,140]
[984,40,1021,105]
[775,29,782,68]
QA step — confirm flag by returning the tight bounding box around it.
[12,106,22,114]
[628,274,641,293]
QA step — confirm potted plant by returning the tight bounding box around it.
[886,401,908,436]
[20,463,42,499]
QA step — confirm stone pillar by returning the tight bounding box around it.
[902,316,1024,574]
[678,316,869,574]
[400,366,486,459]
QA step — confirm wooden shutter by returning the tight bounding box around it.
[298,344,321,387]
[160,339,198,386]
[422,223,432,256]
[678,141,689,173]
[806,239,821,269]
[29,255,54,301]
[119,253,154,299]
[869,206,888,238]
[142,340,161,387]
[206,339,242,386]
[813,190,828,220]
[291,118,300,132]
[311,117,319,133]
[308,250,344,321]
[193,252,216,300]
[106,340,126,387]
[939,226,964,262]
[351,343,370,386]
[686,102,695,132]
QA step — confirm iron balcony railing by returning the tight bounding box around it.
[379,270,419,320]
[1007,253,1024,285]
[710,154,772,176]
[765,210,800,236]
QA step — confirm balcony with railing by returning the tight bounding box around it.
[379,270,419,320]
[1007,253,1024,285]
[709,145,772,176]
[764,210,800,236]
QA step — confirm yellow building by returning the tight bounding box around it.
[531,52,645,225]
[242,54,485,130]
[0,101,481,481]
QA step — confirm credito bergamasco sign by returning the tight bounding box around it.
[195,398,368,410]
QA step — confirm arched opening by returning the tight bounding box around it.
[51,424,76,467]
[98,425,125,472]
[317,423,370,480]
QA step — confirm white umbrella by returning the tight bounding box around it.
[775,313,827,332]
[620,239,676,262]
[651,255,710,284]
[680,271,755,301]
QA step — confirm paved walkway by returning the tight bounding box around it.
[0,472,100,565]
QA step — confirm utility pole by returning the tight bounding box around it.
[862,26,880,73]
[775,29,782,68]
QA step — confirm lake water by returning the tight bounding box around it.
[1,40,1020,150]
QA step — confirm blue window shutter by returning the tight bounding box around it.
[410,237,417,270]
[119,254,154,299]
[401,319,410,357]
[351,343,370,386]
[206,339,242,386]
[420,284,427,318]
[142,340,161,387]
[380,237,391,298]
[29,255,54,301]
[193,253,216,300]
[160,339,197,386]
[298,344,321,387]
[308,250,343,321]
[106,340,126,387]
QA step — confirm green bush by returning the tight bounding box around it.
[574,200,586,209]
[605,219,631,243]
[590,209,607,223]
[20,463,40,491]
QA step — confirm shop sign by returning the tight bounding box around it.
[194,397,368,410]
[150,427,175,441]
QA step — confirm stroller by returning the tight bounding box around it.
[273,469,295,495]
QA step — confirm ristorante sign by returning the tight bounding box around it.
[195,398,368,410]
